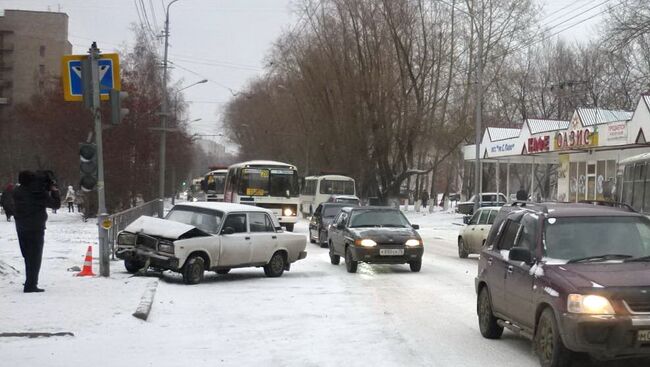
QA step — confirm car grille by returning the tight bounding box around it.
[624,300,650,314]
[136,234,158,250]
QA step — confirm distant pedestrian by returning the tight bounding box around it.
[13,170,61,293]
[421,190,429,208]
[64,185,75,213]
[75,190,84,215]
[1,183,15,221]
[516,186,528,201]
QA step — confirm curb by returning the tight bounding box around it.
[0,332,74,338]
[132,280,159,321]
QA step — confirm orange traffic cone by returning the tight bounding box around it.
[76,245,96,277]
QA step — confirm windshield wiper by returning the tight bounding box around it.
[567,254,633,264]
[624,255,650,263]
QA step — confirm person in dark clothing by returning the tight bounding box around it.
[12,170,61,293]
[421,190,429,208]
[516,186,528,201]
[1,183,15,221]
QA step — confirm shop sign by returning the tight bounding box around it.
[555,128,598,150]
[528,136,550,153]
[606,121,627,140]
[490,143,515,153]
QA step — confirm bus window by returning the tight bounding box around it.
[319,180,355,195]
[240,169,269,196]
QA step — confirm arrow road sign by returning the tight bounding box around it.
[61,53,121,102]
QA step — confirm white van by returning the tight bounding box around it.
[300,175,357,216]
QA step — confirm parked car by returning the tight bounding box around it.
[115,202,308,284]
[476,202,650,367]
[456,192,508,215]
[327,206,423,273]
[309,202,356,247]
[327,194,361,205]
[457,206,499,258]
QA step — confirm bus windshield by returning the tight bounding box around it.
[239,168,299,197]
[206,173,226,194]
[320,179,355,195]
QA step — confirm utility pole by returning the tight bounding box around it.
[472,0,483,212]
[88,42,110,277]
[159,0,180,217]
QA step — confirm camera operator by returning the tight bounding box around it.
[12,170,61,293]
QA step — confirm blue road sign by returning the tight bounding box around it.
[62,53,121,102]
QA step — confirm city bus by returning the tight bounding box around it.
[617,152,650,214]
[300,175,357,216]
[223,160,300,231]
[203,168,228,202]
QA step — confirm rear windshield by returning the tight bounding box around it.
[166,208,224,234]
[544,216,650,260]
[323,206,344,218]
[349,209,411,228]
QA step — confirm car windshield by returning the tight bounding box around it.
[544,216,650,261]
[335,197,359,204]
[166,208,224,234]
[349,209,411,228]
[239,168,299,197]
[323,206,345,218]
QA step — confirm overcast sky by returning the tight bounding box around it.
[1,0,609,145]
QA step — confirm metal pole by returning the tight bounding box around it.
[472,0,483,212]
[89,42,109,277]
[506,162,511,200]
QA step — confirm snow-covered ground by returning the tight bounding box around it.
[0,205,643,366]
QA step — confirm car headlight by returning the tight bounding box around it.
[405,239,422,247]
[117,232,136,246]
[283,208,293,216]
[192,198,198,202]
[355,239,377,247]
[158,240,174,254]
[567,294,615,315]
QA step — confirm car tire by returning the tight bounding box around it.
[182,255,205,285]
[263,252,285,277]
[309,234,316,244]
[477,287,504,339]
[284,223,294,232]
[345,247,358,273]
[319,230,328,248]
[409,259,422,272]
[458,238,469,258]
[329,241,340,265]
[216,269,230,275]
[535,308,572,367]
[124,258,146,273]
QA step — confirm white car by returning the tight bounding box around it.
[457,206,500,258]
[115,202,308,284]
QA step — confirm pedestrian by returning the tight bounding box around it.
[516,186,528,201]
[1,183,15,221]
[64,185,75,213]
[75,190,84,214]
[12,170,61,293]
[421,190,429,208]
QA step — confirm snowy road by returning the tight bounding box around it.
[0,210,647,366]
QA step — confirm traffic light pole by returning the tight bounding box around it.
[88,42,110,277]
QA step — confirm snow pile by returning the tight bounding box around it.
[0,260,19,277]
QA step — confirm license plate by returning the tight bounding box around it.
[379,249,404,256]
[638,330,650,342]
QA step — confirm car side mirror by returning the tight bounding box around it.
[221,227,235,235]
[509,247,534,265]
[463,216,471,225]
[286,189,291,198]
[411,224,420,230]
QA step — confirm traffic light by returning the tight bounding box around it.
[109,88,129,125]
[79,143,98,191]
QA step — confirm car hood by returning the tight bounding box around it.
[124,216,210,239]
[546,262,650,288]
[348,227,419,242]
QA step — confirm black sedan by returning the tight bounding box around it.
[327,207,423,273]
[309,203,355,247]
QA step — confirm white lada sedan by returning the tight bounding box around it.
[116,202,307,284]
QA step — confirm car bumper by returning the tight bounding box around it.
[348,246,423,264]
[559,313,650,359]
[298,251,307,260]
[116,245,180,270]
[279,216,298,224]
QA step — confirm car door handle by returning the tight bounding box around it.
[272,235,277,239]
[245,236,250,240]
[480,228,484,231]
[507,265,514,274]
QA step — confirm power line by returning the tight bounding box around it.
[168,60,238,95]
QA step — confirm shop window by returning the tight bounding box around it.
[578,162,587,197]
[596,161,606,200]
[588,164,596,175]
[569,162,577,202]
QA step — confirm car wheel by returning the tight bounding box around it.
[458,238,469,258]
[216,269,230,275]
[409,258,422,272]
[182,255,205,285]
[309,232,316,244]
[319,230,328,248]
[345,247,358,273]
[329,241,340,265]
[124,258,146,273]
[535,308,572,367]
[284,223,294,232]
[263,252,285,277]
[477,287,504,339]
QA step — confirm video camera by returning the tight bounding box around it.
[34,170,58,192]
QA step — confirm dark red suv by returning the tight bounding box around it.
[476,202,650,367]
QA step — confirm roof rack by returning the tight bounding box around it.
[577,200,636,212]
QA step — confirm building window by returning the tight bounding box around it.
[39,64,45,74]
[38,80,45,91]
[40,45,45,57]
